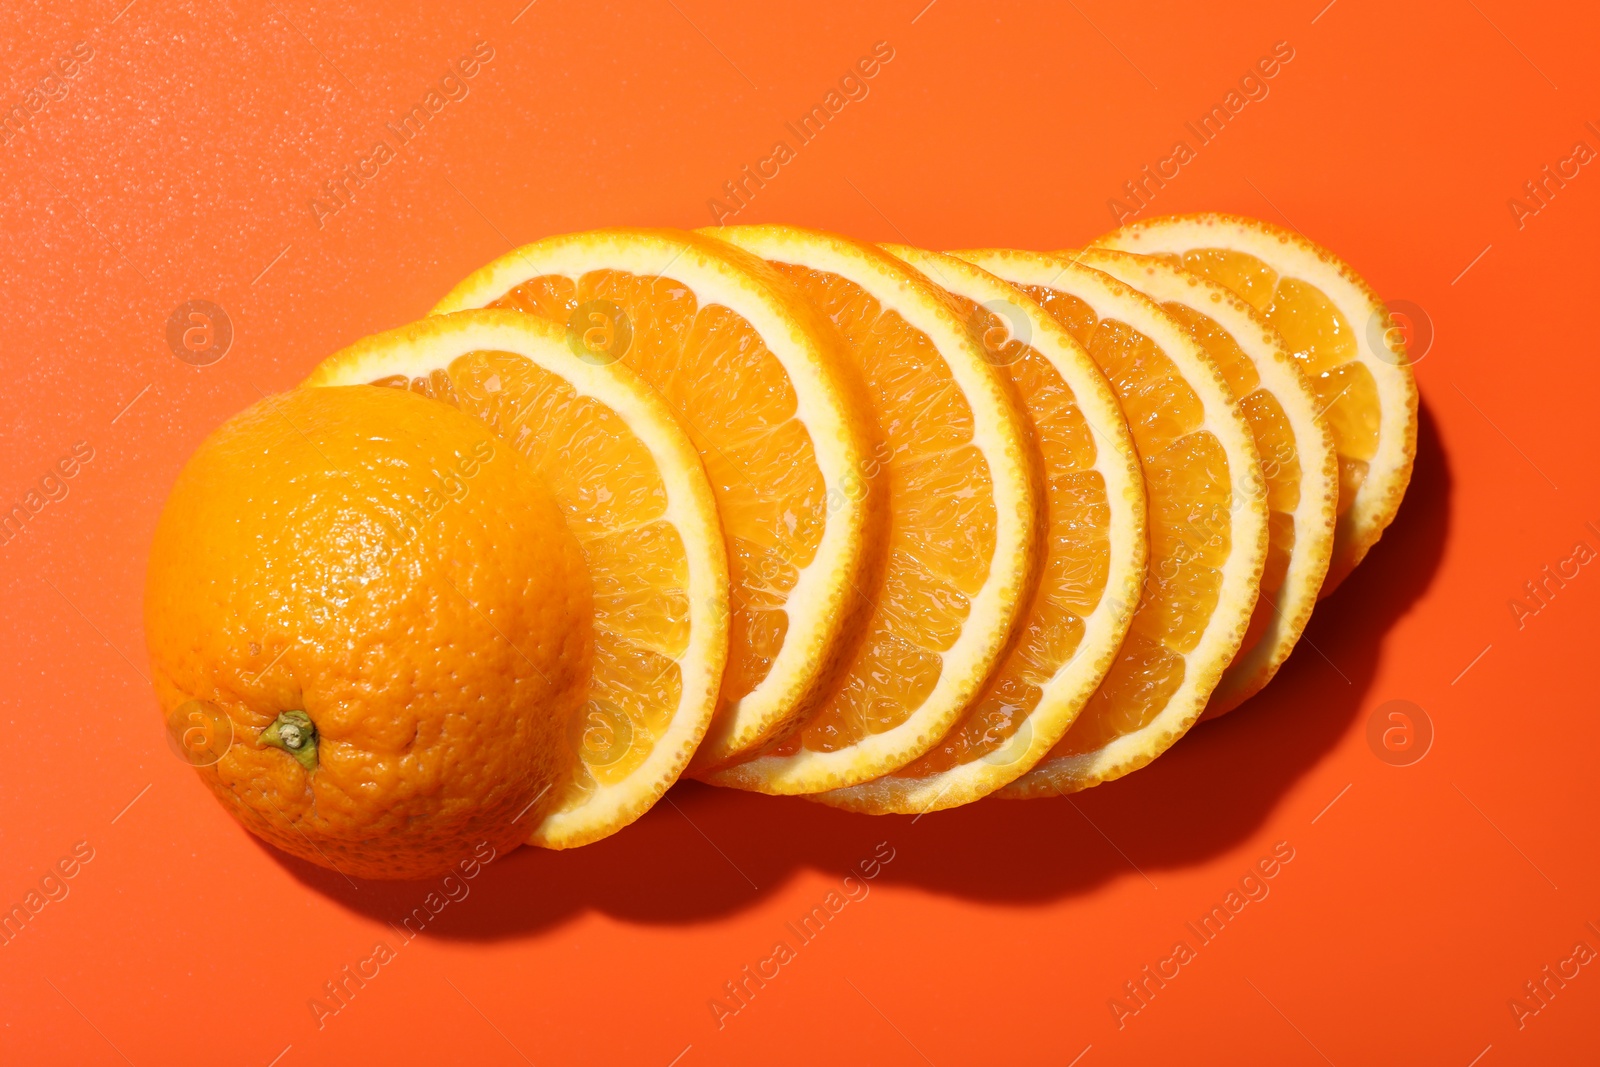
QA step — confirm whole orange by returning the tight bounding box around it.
[145,385,593,880]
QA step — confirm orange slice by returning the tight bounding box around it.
[956,250,1267,794]
[305,309,729,849]
[704,225,1039,795]
[433,229,876,769]
[1076,248,1338,717]
[1093,213,1418,592]
[817,247,1147,813]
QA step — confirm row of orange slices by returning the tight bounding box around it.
[307,213,1418,849]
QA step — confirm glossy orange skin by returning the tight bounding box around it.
[145,386,593,879]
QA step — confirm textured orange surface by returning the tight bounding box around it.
[2,1,1597,1063]
[145,385,593,879]
[492,266,827,712]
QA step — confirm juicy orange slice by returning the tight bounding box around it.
[817,247,1147,813]
[304,310,729,849]
[433,229,876,769]
[1076,248,1338,717]
[956,250,1267,794]
[1093,213,1418,592]
[703,225,1039,795]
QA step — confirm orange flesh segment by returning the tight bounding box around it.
[895,299,1110,776]
[1018,285,1231,756]
[764,265,996,753]
[1166,249,1380,516]
[1159,300,1299,663]
[368,353,688,804]
[488,271,827,716]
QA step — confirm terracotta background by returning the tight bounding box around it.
[2,0,1597,1063]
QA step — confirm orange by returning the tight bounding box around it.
[956,250,1268,795]
[1075,248,1338,717]
[145,384,593,880]
[1093,213,1418,592]
[307,310,729,849]
[703,225,1039,795]
[817,247,1147,813]
[433,228,875,771]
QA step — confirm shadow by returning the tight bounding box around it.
[269,396,1452,939]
